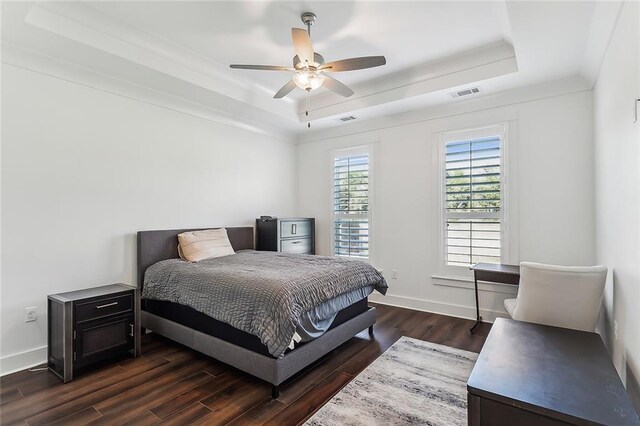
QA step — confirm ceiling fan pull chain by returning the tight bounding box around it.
[306,92,311,128]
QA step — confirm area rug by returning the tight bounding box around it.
[305,337,478,425]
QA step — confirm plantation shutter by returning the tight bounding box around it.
[445,136,502,266]
[333,154,370,259]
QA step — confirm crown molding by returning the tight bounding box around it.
[297,42,518,123]
[23,3,297,123]
[2,42,297,142]
[296,75,590,144]
[580,1,624,87]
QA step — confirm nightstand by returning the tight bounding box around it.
[48,283,140,383]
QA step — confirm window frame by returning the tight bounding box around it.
[330,144,375,263]
[439,124,510,276]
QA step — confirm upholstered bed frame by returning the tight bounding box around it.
[137,226,376,398]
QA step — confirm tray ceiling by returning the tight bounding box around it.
[1,1,619,138]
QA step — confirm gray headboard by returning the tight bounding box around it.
[136,226,254,290]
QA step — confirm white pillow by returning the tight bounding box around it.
[177,228,235,262]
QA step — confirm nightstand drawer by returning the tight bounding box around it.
[281,238,312,254]
[75,294,133,323]
[280,220,312,238]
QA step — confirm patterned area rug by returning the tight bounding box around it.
[305,337,478,425]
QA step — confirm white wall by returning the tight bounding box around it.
[593,0,640,409]
[297,87,595,321]
[0,65,297,374]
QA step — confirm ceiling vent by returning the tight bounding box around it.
[449,87,480,98]
[339,116,357,122]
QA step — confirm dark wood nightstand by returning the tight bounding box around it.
[48,283,140,383]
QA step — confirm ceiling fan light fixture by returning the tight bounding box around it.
[229,12,386,102]
[293,69,325,91]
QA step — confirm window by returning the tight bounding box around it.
[443,127,505,268]
[332,148,371,260]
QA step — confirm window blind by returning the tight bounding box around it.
[333,154,369,259]
[445,137,501,267]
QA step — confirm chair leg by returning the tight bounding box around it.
[368,325,374,337]
[271,384,280,399]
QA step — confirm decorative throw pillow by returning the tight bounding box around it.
[177,228,235,262]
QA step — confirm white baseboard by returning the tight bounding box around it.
[0,294,506,376]
[369,293,509,323]
[0,346,47,376]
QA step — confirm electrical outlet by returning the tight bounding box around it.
[614,320,618,340]
[24,307,38,323]
[392,269,398,279]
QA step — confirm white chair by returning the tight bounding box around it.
[504,262,607,332]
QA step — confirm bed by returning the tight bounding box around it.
[137,226,384,398]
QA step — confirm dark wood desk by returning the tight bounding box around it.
[469,263,520,333]
[467,318,640,425]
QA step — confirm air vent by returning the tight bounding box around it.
[339,116,357,122]
[449,87,480,98]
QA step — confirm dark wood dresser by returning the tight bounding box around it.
[467,318,639,425]
[256,217,315,254]
[48,283,140,383]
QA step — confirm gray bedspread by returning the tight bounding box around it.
[142,251,387,358]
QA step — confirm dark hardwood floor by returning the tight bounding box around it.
[0,303,491,425]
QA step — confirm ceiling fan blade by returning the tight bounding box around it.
[274,79,298,99]
[230,64,293,71]
[320,56,386,72]
[291,28,314,64]
[323,75,354,97]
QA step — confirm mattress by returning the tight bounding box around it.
[142,251,387,357]
[143,297,369,357]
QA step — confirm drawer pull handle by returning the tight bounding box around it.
[292,224,297,234]
[130,324,134,337]
[96,302,118,309]
[291,241,301,244]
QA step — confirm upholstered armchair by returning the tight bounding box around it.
[504,262,607,332]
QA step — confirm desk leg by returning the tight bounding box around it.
[470,273,482,334]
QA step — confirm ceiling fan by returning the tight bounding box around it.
[230,12,386,99]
